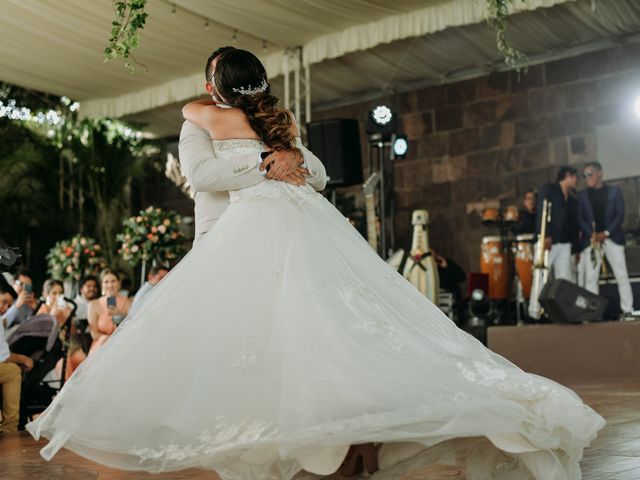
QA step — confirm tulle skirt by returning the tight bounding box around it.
[27,181,604,480]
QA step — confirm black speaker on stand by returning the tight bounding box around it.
[306,119,363,187]
[539,279,609,323]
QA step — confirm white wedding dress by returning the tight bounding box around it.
[28,139,604,480]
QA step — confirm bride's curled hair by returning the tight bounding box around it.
[213,49,296,151]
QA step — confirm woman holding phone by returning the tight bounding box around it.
[87,269,130,354]
[36,279,71,324]
[37,279,86,379]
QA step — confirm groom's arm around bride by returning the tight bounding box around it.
[179,121,327,193]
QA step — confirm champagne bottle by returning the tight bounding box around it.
[403,210,439,304]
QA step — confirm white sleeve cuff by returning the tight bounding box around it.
[257,152,267,176]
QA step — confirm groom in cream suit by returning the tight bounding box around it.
[179,121,327,241]
[178,47,327,242]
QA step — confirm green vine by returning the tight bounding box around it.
[486,0,528,71]
[102,0,527,74]
[104,0,148,73]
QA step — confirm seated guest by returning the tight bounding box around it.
[0,284,33,433]
[36,279,86,379]
[516,189,537,235]
[36,279,72,325]
[3,269,36,333]
[88,269,131,354]
[130,266,169,314]
[74,276,99,320]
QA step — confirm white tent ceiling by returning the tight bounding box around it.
[1,0,639,137]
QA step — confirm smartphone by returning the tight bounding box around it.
[25,284,33,294]
[56,296,66,309]
[107,296,117,309]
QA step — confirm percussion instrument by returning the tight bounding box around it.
[503,205,519,223]
[514,233,534,298]
[480,236,509,300]
[481,208,501,225]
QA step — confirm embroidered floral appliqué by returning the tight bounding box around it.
[228,337,261,368]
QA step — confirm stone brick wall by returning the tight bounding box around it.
[312,44,640,274]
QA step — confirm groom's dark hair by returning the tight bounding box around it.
[205,46,235,81]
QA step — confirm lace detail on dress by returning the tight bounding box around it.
[343,270,406,354]
[211,138,264,151]
[230,180,322,207]
[128,416,277,462]
[228,337,261,368]
[456,360,553,403]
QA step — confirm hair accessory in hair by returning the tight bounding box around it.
[232,78,268,96]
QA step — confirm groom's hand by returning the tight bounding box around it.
[261,150,306,183]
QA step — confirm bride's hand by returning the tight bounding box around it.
[261,150,303,179]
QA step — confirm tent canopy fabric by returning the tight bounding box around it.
[1,0,639,136]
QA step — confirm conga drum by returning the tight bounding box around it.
[480,236,509,300]
[503,205,519,223]
[515,233,534,298]
[481,208,501,225]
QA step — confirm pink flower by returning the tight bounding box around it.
[157,225,166,234]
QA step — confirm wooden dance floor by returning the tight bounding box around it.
[1,381,638,479]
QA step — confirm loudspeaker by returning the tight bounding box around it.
[539,279,609,323]
[306,119,363,187]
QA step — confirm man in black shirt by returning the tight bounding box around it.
[534,167,579,282]
[577,162,634,317]
[516,189,537,235]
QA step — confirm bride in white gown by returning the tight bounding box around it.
[27,48,604,480]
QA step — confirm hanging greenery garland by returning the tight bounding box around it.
[104,0,527,72]
[486,0,528,71]
[104,0,148,73]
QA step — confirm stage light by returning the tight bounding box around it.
[365,105,397,137]
[371,105,393,126]
[392,135,408,158]
[634,96,640,119]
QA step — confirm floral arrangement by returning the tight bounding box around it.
[46,235,107,282]
[117,206,186,266]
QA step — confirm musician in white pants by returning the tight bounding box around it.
[537,167,580,282]
[577,162,634,317]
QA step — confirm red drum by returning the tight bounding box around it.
[515,233,534,299]
[480,236,509,300]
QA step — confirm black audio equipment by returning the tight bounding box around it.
[306,119,363,187]
[539,279,609,323]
